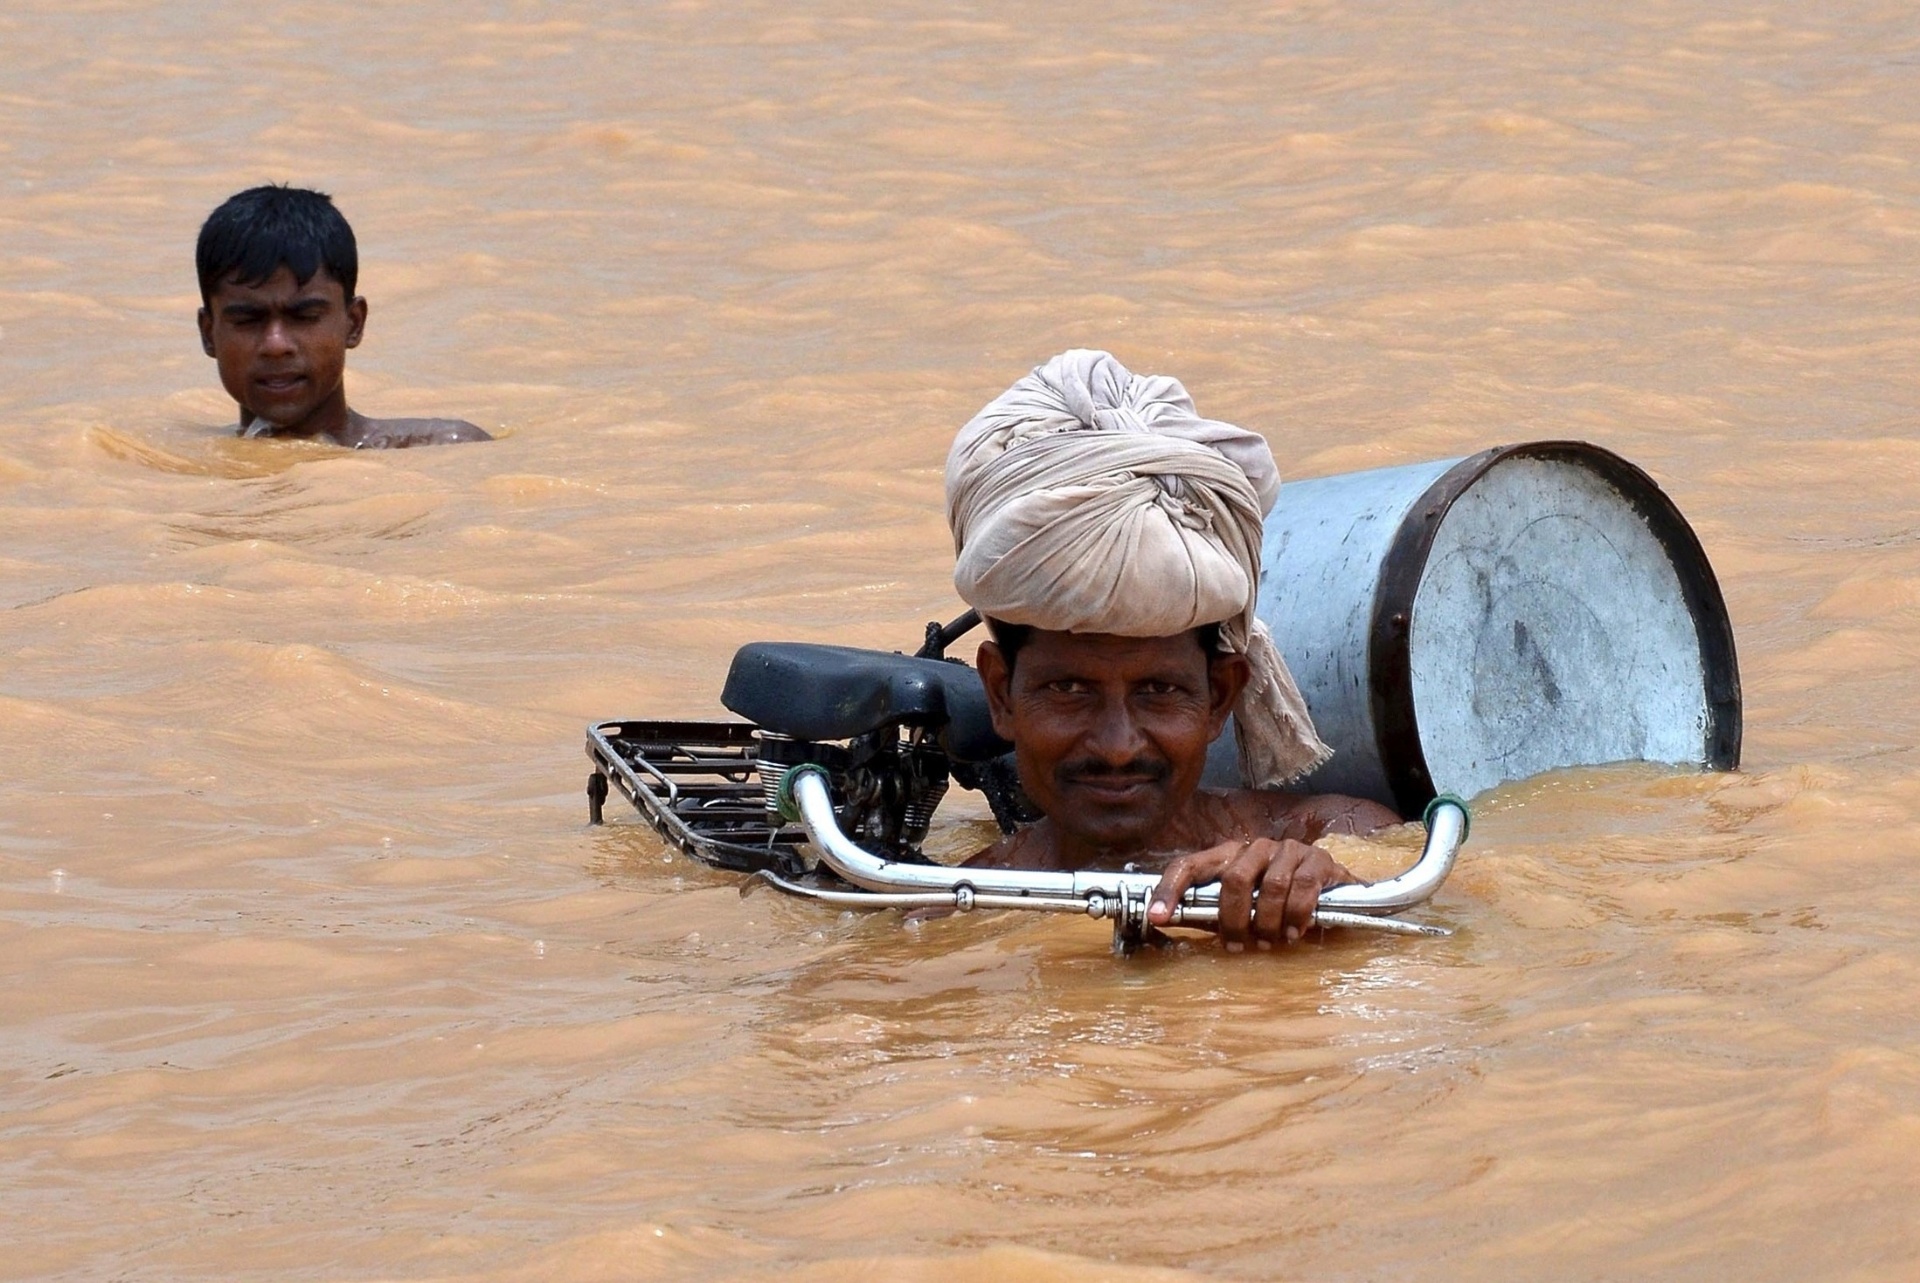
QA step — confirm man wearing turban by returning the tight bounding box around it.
[951,350,1398,949]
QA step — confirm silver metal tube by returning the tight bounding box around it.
[753,870,1096,915]
[1320,795,1466,913]
[752,871,1451,937]
[776,766,1466,932]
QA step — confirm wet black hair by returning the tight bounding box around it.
[195,185,357,307]
[986,617,1224,671]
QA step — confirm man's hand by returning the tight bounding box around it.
[1147,838,1357,951]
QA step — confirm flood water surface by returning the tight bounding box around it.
[4,2,1920,1279]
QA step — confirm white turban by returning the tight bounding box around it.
[946,349,1331,788]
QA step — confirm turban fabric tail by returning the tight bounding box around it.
[946,349,1332,789]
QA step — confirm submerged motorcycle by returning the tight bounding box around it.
[585,609,1467,953]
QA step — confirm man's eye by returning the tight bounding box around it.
[1043,680,1089,695]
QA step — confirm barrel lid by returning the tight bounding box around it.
[1368,441,1741,814]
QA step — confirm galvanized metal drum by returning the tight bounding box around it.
[1221,441,1740,813]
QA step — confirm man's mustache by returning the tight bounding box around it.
[1057,757,1171,787]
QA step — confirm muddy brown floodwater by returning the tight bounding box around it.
[4,2,1919,1279]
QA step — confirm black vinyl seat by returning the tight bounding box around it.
[721,642,1010,764]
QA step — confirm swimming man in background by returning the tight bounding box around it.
[196,185,492,449]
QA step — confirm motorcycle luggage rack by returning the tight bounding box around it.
[586,719,807,876]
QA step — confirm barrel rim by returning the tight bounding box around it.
[1365,440,1742,815]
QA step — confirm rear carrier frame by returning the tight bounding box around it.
[586,611,1036,877]
[586,719,809,876]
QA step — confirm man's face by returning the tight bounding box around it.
[198,266,365,432]
[978,628,1248,857]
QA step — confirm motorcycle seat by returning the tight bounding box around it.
[720,642,1011,764]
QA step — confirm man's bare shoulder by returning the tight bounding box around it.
[1221,787,1401,843]
[964,822,1061,871]
[343,416,493,449]
[962,790,1400,872]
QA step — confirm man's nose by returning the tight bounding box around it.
[1083,696,1149,763]
[260,316,296,355]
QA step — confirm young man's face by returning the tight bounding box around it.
[977,628,1248,857]
[197,266,366,433]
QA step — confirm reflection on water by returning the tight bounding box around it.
[5,1,1920,1279]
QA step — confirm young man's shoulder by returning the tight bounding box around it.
[343,416,493,449]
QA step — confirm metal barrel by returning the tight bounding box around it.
[1213,441,1740,814]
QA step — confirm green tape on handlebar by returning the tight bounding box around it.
[1422,793,1470,842]
[774,763,829,824]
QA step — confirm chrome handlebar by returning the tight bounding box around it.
[759,765,1466,941]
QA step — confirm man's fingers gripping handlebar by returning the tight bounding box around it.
[1147,838,1358,951]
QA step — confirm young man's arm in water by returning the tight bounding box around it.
[342,416,493,449]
